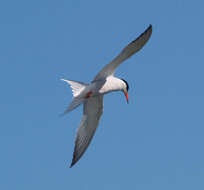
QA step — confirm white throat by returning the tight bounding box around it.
[99,76,126,94]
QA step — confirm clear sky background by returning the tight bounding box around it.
[0,0,204,189]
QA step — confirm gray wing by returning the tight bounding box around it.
[70,95,104,167]
[93,24,152,81]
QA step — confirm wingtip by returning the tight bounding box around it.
[69,163,74,168]
[69,158,76,168]
[147,24,152,32]
[143,24,152,38]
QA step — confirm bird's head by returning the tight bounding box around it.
[120,79,129,104]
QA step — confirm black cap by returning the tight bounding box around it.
[121,78,129,91]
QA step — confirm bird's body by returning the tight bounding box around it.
[61,25,152,167]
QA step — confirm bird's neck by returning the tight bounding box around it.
[99,76,124,94]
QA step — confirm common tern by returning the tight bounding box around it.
[61,24,152,167]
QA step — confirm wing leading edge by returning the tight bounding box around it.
[94,24,152,81]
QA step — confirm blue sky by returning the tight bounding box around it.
[0,0,204,189]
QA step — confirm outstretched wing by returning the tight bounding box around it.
[93,24,152,81]
[70,95,104,167]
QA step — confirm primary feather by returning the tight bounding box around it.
[94,24,152,81]
[70,95,103,167]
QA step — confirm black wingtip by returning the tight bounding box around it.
[142,24,152,40]
[69,163,74,168]
[69,158,75,168]
[70,159,76,168]
[69,153,78,168]
[144,24,152,33]
[130,24,152,45]
[147,24,152,33]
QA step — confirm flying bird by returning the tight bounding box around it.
[61,24,152,167]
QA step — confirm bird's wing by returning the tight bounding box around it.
[70,95,104,167]
[93,25,152,81]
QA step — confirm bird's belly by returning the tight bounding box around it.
[91,77,122,96]
[98,82,118,94]
[98,85,112,94]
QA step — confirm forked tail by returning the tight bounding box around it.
[61,79,88,115]
[61,79,88,97]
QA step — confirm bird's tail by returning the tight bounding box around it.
[61,79,88,97]
[61,79,88,115]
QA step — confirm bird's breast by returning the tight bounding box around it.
[98,77,123,94]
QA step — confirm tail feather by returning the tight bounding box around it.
[61,78,88,115]
[61,79,88,97]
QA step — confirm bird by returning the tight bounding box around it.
[61,24,152,167]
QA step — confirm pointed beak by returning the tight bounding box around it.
[124,91,129,104]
